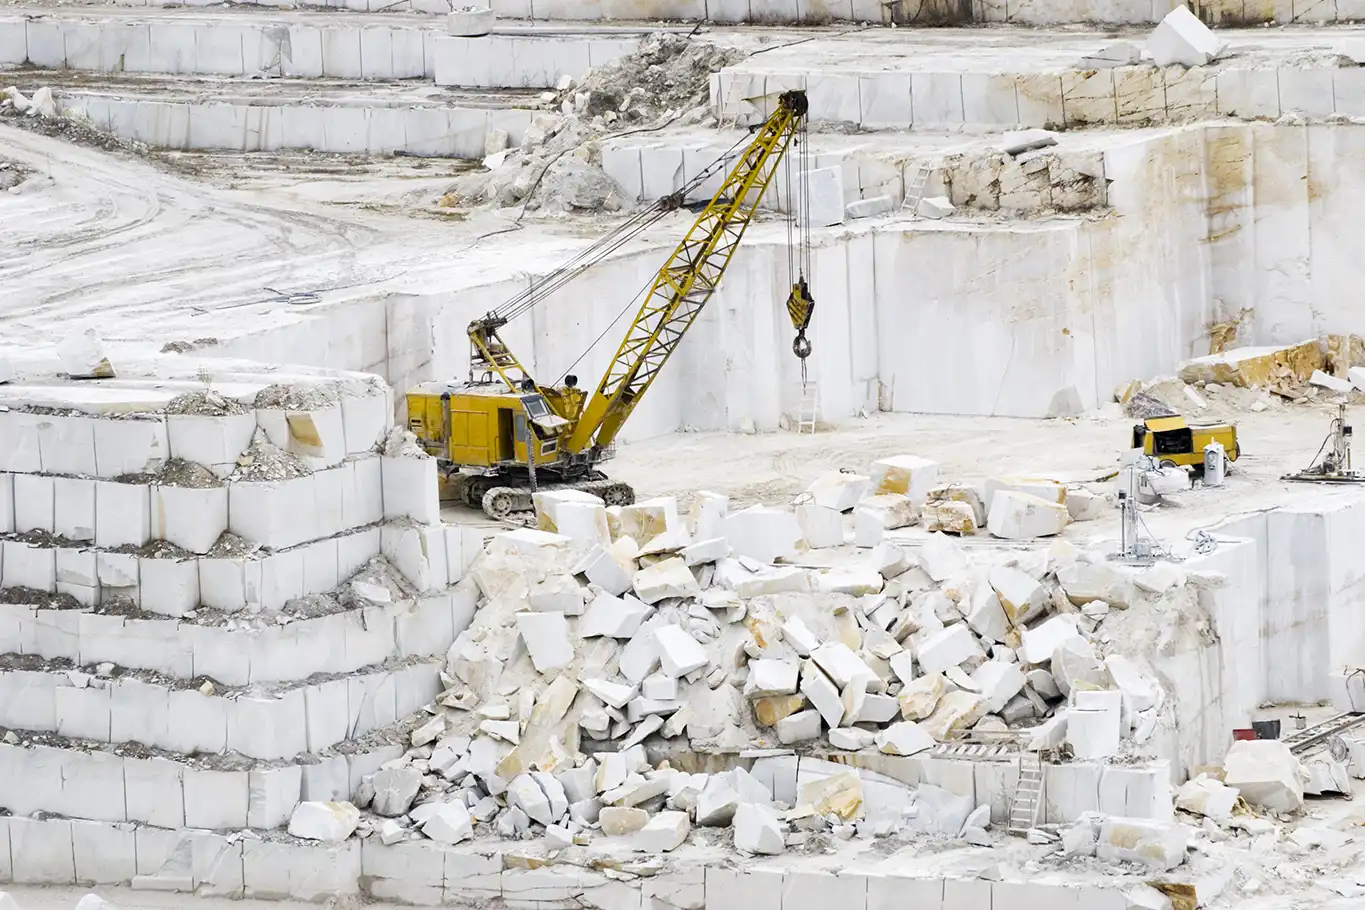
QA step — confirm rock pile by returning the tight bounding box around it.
[310,458,1172,857]
[442,34,738,213]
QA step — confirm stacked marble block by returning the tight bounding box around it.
[0,380,486,893]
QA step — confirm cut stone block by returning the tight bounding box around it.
[1175,776,1239,822]
[633,557,701,604]
[803,166,845,227]
[579,591,651,639]
[618,497,680,542]
[287,801,360,841]
[681,537,729,565]
[987,490,1069,540]
[1018,614,1082,664]
[423,801,474,844]
[983,476,1066,512]
[753,694,806,727]
[1223,740,1304,813]
[988,564,1047,626]
[876,721,935,756]
[853,494,920,547]
[869,455,939,501]
[1147,4,1225,67]
[1104,654,1159,712]
[744,659,800,698]
[733,802,785,854]
[516,611,573,674]
[528,573,586,615]
[805,471,871,511]
[722,506,804,563]
[899,673,945,720]
[689,491,728,541]
[1096,817,1187,871]
[600,806,649,835]
[819,568,885,596]
[57,329,115,378]
[970,661,1026,713]
[964,583,1008,643]
[734,566,809,598]
[1057,563,1133,608]
[915,624,985,675]
[829,727,876,751]
[918,533,968,582]
[846,195,895,219]
[1067,707,1120,760]
[921,690,989,741]
[534,488,604,533]
[800,661,844,728]
[150,484,228,555]
[1051,636,1106,696]
[917,196,955,219]
[573,545,633,596]
[795,501,844,549]
[811,642,873,689]
[921,499,977,535]
[633,810,690,853]
[654,624,708,678]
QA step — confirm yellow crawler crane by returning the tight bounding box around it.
[407,90,814,518]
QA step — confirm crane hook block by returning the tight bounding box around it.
[786,277,815,360]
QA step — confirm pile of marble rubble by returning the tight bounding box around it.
[281,454,1180,859]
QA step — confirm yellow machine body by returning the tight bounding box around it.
[407,382,578,470]
[1131,416,1240,469]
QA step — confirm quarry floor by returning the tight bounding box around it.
[525,403,1365,542]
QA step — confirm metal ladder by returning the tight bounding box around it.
[1007,752,1044,836]
[796,380,819,434]
[901,163,932,216]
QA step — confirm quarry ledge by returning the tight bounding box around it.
[0,813,1155,907]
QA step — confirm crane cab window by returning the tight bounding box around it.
[521,395,551,419]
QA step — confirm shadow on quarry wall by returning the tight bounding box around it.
[882,0,974,26]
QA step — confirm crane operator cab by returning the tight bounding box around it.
[516,392,571,463]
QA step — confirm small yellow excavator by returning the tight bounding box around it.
[407,91,815,518]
